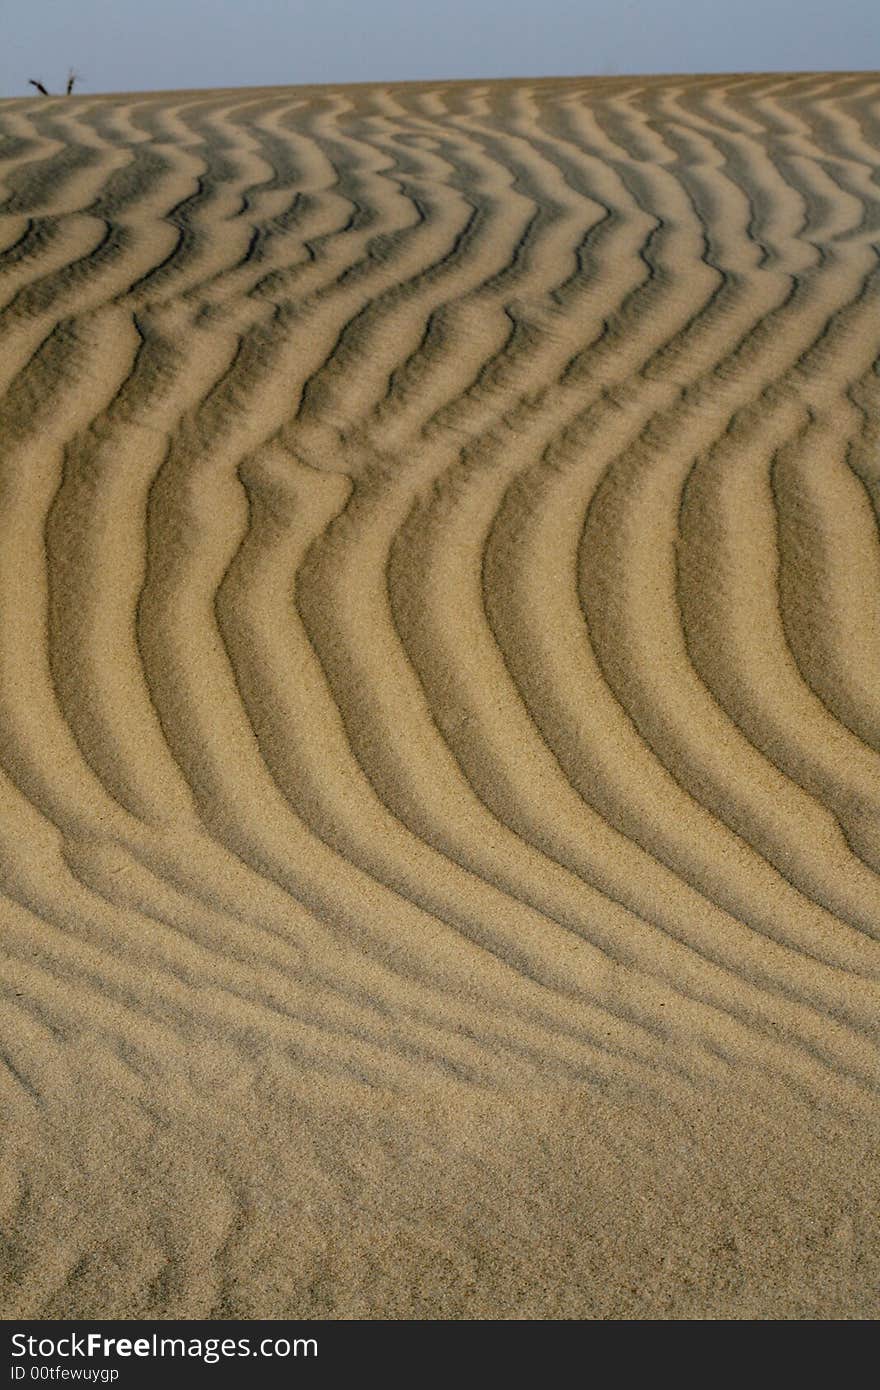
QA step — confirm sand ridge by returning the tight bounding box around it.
[0,72,878,1318]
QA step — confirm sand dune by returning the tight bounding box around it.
[0,72,878,1319]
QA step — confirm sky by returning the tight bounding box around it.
[1,0,877,98]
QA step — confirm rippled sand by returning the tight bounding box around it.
[1,72,878,1319]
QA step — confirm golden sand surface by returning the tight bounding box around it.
[0,72,878,1319]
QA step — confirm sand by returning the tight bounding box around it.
[0,71,878,1320]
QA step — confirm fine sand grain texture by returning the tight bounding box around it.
[1,72,879,1319]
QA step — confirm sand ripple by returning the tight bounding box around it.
[1,73,878,1318]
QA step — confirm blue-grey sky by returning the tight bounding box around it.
[1,0,876,98]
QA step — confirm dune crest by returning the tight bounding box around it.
[1,73,878,1319]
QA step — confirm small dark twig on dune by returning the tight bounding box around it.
[25,72,81,97]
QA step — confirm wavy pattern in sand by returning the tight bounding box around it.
[1,74,879,1318]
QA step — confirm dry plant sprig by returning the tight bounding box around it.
[26,71,81,96]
